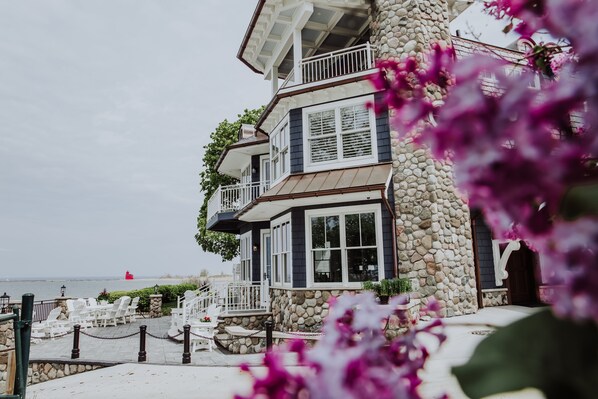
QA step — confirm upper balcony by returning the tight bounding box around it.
[206,180,271,233]
[279,42,375,90]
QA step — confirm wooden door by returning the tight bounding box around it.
[506,243,538,305]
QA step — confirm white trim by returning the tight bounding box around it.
[269,115,291,186]
[302,95,378,173]
[304,203,384,289]
[240,231,252,282]
[492,239,521,286]
[260,229,272,282]
[271,212,293,288]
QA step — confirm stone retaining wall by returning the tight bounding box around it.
[481,289,509,307]
[216,312,272,354]
[270,288,353,332]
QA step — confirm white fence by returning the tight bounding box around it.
[223,279,270,314]
[282,42,375,89]
[207,181,270,222]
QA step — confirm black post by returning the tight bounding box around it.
[265,320,273,350]
[138,325,147,362]
[182,324,191,364]
[15,293,34,398]
[71,324,81,359]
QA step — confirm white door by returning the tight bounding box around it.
[261,230,271,282]
[260,156,270,194]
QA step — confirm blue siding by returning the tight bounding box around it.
[374,92,391,162]
[381,205,395,279]
[251,222,270,283]
[474,218,498,289]
[251,155,260,183]
[289,109,303,174]
[291,209,307,287]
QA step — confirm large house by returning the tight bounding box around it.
[206,0,547,330]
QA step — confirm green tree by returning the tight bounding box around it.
[195,107,264,261]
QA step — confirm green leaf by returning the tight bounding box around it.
[560,183,598,221]
[452,309,598,399]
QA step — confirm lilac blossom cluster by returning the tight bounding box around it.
[236,293,446,399]
[371,0,598,322]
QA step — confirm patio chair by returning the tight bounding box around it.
[87,297,98,307]
[31,307,70,339]
[115,296,131,325]
[206,304,222,321]
[68,301,94,329]
[95,297,123,327]
[126,297,140,322]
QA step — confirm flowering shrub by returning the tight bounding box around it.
[236,293,445,399]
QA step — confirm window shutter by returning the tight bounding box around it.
[340,105,372,159]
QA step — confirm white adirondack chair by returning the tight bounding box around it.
[31,307,70,339]
[115,296,131,325]
[68,301,94,329]
[126,297,140,322]
[96,297,123,327]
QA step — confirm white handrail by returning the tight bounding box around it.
[281,42,375,89]
[206,180,270,221]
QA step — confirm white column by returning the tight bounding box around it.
[293,28,302,84]
[271,66,279,95]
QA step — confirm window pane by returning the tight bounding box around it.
[310,136,337,163]
[311,217,325,249]
[347,248,378,282]
[345,214,360,247]
[341,105,369,131]
[283,253,291,283]
[342,131,372,158]
[360,213,376,246]
[313,249,342,283]
[273,256,279,283]
[326,216,340,248]
[309,110,335,136]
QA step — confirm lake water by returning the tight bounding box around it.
[0,277,186,301]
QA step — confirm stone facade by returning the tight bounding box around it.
[27,362,104,386]
[216,312,272,354]
[370,0,478,317]
[149,294,162,318]
[270,288,355,332]
[481,289,509,307]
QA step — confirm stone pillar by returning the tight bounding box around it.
[149,295,162,318]
[55,297,70,321]
[0,322,15,394]
[370,0,478,316]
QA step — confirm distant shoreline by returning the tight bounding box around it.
[0,276,187,283]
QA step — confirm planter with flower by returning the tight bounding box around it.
[362,278,411,305]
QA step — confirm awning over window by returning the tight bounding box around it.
[237,162,392,222]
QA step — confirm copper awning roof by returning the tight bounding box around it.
[237,162,392,221]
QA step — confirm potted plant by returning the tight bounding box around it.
[362,278,412,305]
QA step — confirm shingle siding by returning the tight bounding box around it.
[374,92,391,163]
[291,209,307,288]
[474,218,498,289]
[289,109,303,174]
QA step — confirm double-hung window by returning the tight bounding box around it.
[307,205,383,286]
[304,96,376,172]
[240,232,252,281]
[271,216,291,285]
[270,119,289,183]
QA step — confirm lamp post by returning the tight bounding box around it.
[0,292,9,314]
[60,285,66,297]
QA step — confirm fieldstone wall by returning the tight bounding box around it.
[216,312,272,354]
[481,289,509,307]
[27,362,104,385]
[271,288,354,332]
[0,322,13,394]
[370,0,478,317]
[149,295,162,318]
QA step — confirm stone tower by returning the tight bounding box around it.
[371,0,478,316]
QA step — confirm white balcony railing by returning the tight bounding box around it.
[207,180,270,222]
[281,42,375,89]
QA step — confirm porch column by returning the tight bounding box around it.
[271,66,279,95]
[293,28,302,84]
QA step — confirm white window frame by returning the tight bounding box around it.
[302,95,378,173]
[259,154,271,194]
[271,213,292,287]
[239,231,252,282]
[270,116,290,185]
[305,204,385,288]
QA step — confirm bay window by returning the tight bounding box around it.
[304,96,376,172]
[306,205,383,286]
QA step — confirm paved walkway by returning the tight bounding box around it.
[28,306,546,399]
[29,316,278,367]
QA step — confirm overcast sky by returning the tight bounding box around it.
[0,1,270,279]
